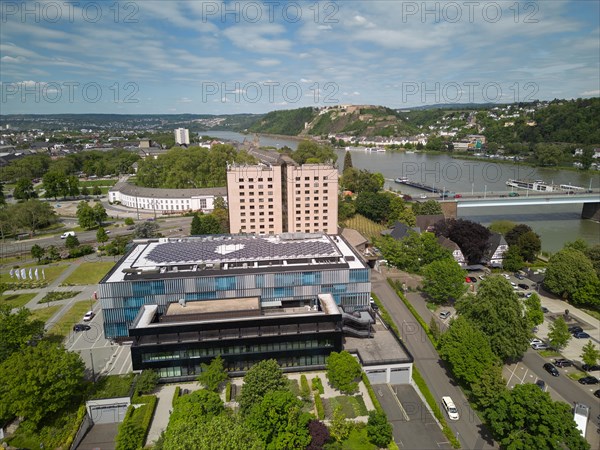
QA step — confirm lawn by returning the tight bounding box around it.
[29,305,61,323]
[60,262,116,285]
[0,292,37,309]
[324,395,368,419]
[90,374,136,399]
[46,300,92,338]
[40,291,81,304]
[341,214,386,240]
[0,263,69,286]
[342,427,377,450]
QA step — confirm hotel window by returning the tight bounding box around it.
[241,212,245,216]
[251,225,255,230]
[249,185,254,189]
[296,184,300,188]
[241,219,246,223]
[239,178,244,182]
[305,183,310,187]
[323,222,328,227]
[250,212,255,216]
[260,225,265,229]
[269,218,274,222]
[296,217,301,221]
[240,192,244,196]
[305,196,310,201]
[268,198,273,202]
[249,199,254,203]
[259,198,264,202]
[258,185,263,189]
[296,190,300,194]
[323,196,328,200]
[249,178,254,182]
[268,178,272,181]
[268,191,273,195]
[314,196,319,200]
[295,177,300,181]
[240,199,245,203]
[296,211,301,215]
[259,212,264,216]
[268,211,273,215]
[250,205,255,210]
[268,184,273,188]
[241,206,245,210]
[324,190,328,194]
[250,219,255,223]
[323,210,328,214]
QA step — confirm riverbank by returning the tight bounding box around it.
[450,153,599,174]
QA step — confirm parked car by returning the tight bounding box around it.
[578,376,599,385]
[554,359,573,368]
[508,192,520,197]
[532,343,549,350]
[514,273,524,280]
[441,396,459,421]
[453,194,462,199]
[439,311,451,320]
[83,311,95,322]
[543,363,559,376]
[61,231,76,239]
[525,292,533,298]
[568,325,583,334]
[582,364,600,372]
[541,306,549,313]
[503,274,511,279]
[573,331,590,339]
[469,276,477,283]
[479,275,486,281]
[530,338,544,345]
[73,324,91,332]
[594,390,600,398]
[535,379,546,390]
[465,277,471,283]
[518,283,529,290]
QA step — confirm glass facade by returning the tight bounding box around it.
[100,267,370,338]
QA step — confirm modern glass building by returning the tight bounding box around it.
[99,233,371,339]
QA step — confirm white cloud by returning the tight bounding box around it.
[581,90,600,96]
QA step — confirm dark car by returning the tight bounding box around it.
[541,306,549,313]
[568,325,583,334]
[573,331,590,339]
[582,364,600,372]
[554,359,573,368]
[543,363,559,377]
[578,376,599,385]
[469,276,477,283]
[73,324,91,332]
[518,283,529,290]
[535,379,546,390]
[594,390,600,398]
[514,273,524,280]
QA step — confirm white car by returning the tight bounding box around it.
[503,274,511,279]
[83,311,95,322]
[530,338,543,345]
[532,343,549,350]
[510,282,517,287]
[442,396,459,421]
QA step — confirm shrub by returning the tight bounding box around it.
[172,387,180,407]
[361,372,383,414]
[367,410,393,448]
[326,351,362,394]
[314,393,325,420]
[300,374,311,402]
[312,376,324,394]
[225,381,232,402]
[135,369,159,395]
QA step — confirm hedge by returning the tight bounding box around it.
[172,386,180,407]
[312,376,324,395]
[136,395,158,446]
[412,367,460,448]
[371,292,401,336]
[62,404,88,449]
[115,395,158,450]
[300,374,311,401]
[361,372,383,414]
[314,393,325,420]
[225,382,232,402]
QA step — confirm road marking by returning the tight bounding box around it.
[387,384,409,421]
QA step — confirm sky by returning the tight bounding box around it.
[0,0,599,114]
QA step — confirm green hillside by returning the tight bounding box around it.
[247,107,317,135]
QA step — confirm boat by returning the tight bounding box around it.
[419,194,428,199]
[368,147,386,152]
[395,177,409,184]
[559,184,584,191]
[506,179,584,192]
[405,150,415,154]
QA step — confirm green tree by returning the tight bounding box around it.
[355,191,389,223]
[524,293,544,327]
[584,244,600,277]
[65,234,80,249]
[191,212,222,235]
[116,418,145,450]
[564,238,589,252]
[92,185,102,196]
[212,196,229,232]
[547,316,571,351]
[292,140,337,165]
[124,217,135,226]
[170,389,224,426]
[134,221,160,239]
[505,223,533,247]
[13,178,37,200]
[0,340,85,425]
[0,206,17,240]
[502,245,525,272]
[80,185,90,197]
[197,355,228,392]
[42,171,65,200]
[96,227,109,243]
[15,199,58,234]
[0,182,5,206]
[329,406,351,442]
[77,201,96,229]
[30,244,45,262]
[135,369,159,395]
[93,202,107,226]
[387,193,416,227]
[572,279,600,307]
[343,151,353,172]
[239,359,289,416]
[580,146,595,170]
[325,351,362,394]
[544,248,598,301]
[486,384,590,450]
[0,305,45,360]
[471,365,507,410]
[580,341,600,368]
[411,199,442,216]
[366,411,393,448]
[422,259,467,304]
[439,316,499,387]
[488,220,516,235]
[457,276,530,361]
[517,230,542,262]
[67,175,80,197]
[338,196,356,221]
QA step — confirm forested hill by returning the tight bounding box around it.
[247,107,317,135]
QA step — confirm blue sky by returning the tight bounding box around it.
[1,0,598,114]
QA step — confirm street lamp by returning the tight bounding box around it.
[135,189,140,220]
[484,185,487,199]
[89,349,96,382]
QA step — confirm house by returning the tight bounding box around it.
[437,236,466,267]
[381,222,420,241]
[482,233,508,267]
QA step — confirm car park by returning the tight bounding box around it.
[83,311,95,322]
[439,311,451,320]
[441,396,459,421]
[582,364,600,372]
[543,363,559,377]
[573,331,590,339]
[554,359,573,368]
[73,324,91,332]
[577,376,599,385]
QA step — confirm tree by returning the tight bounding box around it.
[524,293,544,327]
[422,259,467,304]
[502,245,525,272]
[191,212,222,235]
[124,217,135,226]
[77,201,96,229]
[544,248,598,301]
[572,279,600,307]
[488,220,516,235]
[547,316,571,351]
[329,405,351,442]
[367,411,393,448]
[292,140,337,165]
[171,389,224,424]
[486,384,590,450]
[457,276,530,361]
[42,171,64,200]
[411,199,442,216]
[439,316,499,387]
[343,151,353,172]
[584,244,600,277]
[65,234,80,249]
[212,196,229,232]
[326,351,362,394]
[580,146,595,170]
[387,193,416,227]
[355,191,389,223]
[15,199,57,234]
[92,185,102,196]
[0,182,5,206]
[435,218,491,264]
[471,365,507,410]
[30,244,45,262]
[197,355,228,392]
[67,175,80,197]
[517,230,542,262]
[13,178,37,200]
[134,221,160,239]
[0,206,17,240]
[96,227,109,243]
[116,416,145,450]
[239,359,289,416]
[505,224,533,247]
[0,305,45,360]
[135,369,159,395]
[80,185,90,198]
[341,168,384,194]
[0,340,85,425]
[338,196,356,221]
[307,420,330,450]
[93,202,107,226]
[580,341,600,368]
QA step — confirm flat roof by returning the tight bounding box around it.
[104,233,367,283]
[165,297,260,316]
[345,321,412,364]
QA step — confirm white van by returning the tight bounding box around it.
[60,231,76,239]
[442,396,459,421]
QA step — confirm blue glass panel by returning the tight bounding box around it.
[349,269,368,282]
[256,274,264,288]
[185,291,217,300]
[215,276,236,290]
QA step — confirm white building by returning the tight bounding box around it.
[174,128,190,146]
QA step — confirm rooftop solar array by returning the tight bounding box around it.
[142,234,341,265]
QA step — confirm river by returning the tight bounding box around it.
[205,131,600,252]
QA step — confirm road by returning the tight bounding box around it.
[371,272,497,449]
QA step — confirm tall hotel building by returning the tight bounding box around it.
[174,128,190,146]
[226,154,338,235]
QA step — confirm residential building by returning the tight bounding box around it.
[174,128,190,146]
[483,232,508,267]
[227,153,338,235]
[437,236,466,267]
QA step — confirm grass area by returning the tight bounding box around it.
[567,372,587,381]
[29,305,61,323]
[40,290,81,304]
[47,300,93,338]
[90,374,136,399]
[539,349,561,358]
[341,426,377,450]
[79,179,118,187]
[324,395,368,419]
[0,263,69,286]
[581,307,600,321]
[0,292,37,308]
[60,262,115,285]
[341,214,386,239]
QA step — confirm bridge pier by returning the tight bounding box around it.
[581,202,600,221]
[441,202,457,219]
